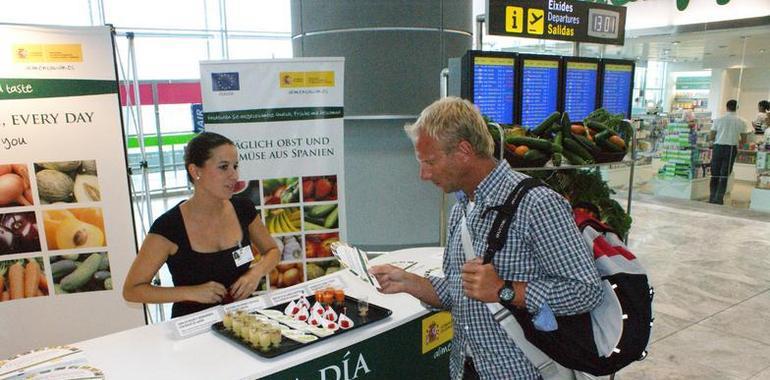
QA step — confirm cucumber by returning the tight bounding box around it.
[532,112,561,136]
[305,215,326,226]
[308,204,336,218]
[304,221,327,231]
[93,270,111,282]
[504,136,553,152]
[585,120,608,132]
[51,259,77,281]
[573,134,599,153]
[563,138,594,162]
[562,149,587,165]
[98,253,109,271]
[560,112,571,136]
[54,284,67,294]
[552,152,562,167]
[597,137,624,152]
[552,132,564,166]
[523,149,547,161]
[62,254,79,261]
[323,207,339,229]
[104,278,113,290]
[595,130,613,142]
[60,253,102,292]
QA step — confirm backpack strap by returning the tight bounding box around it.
[482,177,546,264]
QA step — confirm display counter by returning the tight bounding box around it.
[67,247,449,380]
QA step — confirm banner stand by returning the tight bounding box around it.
[113,30,164,323]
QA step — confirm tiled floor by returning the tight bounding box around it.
[618,198,770,379]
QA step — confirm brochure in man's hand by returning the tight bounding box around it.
[329,242,381,289]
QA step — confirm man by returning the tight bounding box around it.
[370,97,602,379]
[709,99,751,205]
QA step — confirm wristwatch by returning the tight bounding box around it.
[497,280,515,305]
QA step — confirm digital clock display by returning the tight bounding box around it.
[587,9,620,39]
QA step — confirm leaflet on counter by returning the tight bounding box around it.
[0,346,90,380]
[330,242,380,288]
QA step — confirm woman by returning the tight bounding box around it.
[753,100,769,135]
[123,132,279,318]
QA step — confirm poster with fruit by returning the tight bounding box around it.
[0,24,145,356]
[201,58,346,293]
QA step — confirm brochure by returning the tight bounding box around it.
[329,242,380,288]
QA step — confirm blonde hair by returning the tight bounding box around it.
[404,97,494,158]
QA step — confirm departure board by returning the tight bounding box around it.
[564,61,598,121]
[601,63,633,118]
[521,59,559,130]
[472,56,515,124]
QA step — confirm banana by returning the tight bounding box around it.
[279,212,295,233]
[269,215,283,234]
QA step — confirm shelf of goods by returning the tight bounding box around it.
[653,122,712,200]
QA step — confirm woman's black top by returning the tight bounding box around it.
[148,197,257,318]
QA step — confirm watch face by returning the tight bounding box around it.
[499,286,515,302]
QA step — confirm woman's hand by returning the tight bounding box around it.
[230,269,261,301]
[187,281,227,304]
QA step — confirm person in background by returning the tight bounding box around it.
[684,109,697,129]
[123,132,279,318]
[369,97,602,379]
[709,99,751,205]
[752,100,769,135]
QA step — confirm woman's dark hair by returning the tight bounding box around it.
[184,132,235,182]
[759,100,770,112]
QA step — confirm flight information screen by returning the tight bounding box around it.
[564,61,598,121]
[521,59,559,130]
[472,56,515,124]
[601,63,633,118]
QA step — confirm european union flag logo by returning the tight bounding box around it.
[212,72,240,91]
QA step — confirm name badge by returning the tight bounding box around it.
[232,244,254,267]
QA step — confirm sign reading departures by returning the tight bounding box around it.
[487,0,627,45]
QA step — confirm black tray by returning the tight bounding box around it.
[211,295,392,358]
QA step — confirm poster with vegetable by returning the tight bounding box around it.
[201,58,346,293]
[0,24,145,357]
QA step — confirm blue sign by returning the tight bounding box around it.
[601,64,633,118]
[473,58,515,124]
[191,103,204,133]
[521,59,559,129]
[564,61,598,121]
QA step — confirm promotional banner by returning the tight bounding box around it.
[0,24,145,357]
[200,58,346,294]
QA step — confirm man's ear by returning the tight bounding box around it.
[457,140,475,157]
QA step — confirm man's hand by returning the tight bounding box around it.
[462,258,504,303]
[369,264,443,307]
[369,264,413,294]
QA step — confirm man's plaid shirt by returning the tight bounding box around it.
[427,161,602,379]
